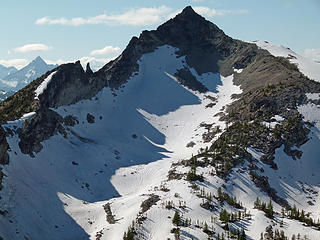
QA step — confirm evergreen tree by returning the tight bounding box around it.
[123,225,135,240]
[203,221,209,234]
[254,197,261,208]
[265,199,273,218]
[172,211,181,226]
[219,209,230,222]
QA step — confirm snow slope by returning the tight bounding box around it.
[1,43,320,240]
[35,71,56,100]
[0,45,241,239]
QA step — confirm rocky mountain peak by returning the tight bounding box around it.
[154,6,227,46]
[174,6,204,22]
[33,56,46,64]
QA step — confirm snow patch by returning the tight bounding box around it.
[262,114,285,129]
[233,68,243,73]
[7,112,36,124]
[298,103,320,138]
[306,93,320,100]
[34,71,56,100]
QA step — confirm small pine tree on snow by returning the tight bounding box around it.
[265,199,273,218]
[172,211,181,226]
[254,197,261,208]
[219,209,230,222]
[123,224,135,240]
[203,221,209,234]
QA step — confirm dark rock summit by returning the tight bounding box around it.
[86,63,93,75]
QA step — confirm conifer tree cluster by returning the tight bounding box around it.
[217,187,243,209]
[282,205,319,228]
[254,198,274,218]
[216,228,246,240]
[260,225,288,240]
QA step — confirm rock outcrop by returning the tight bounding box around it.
[0,126,9,189]
[17,109,65,156]
[39,61,105,108]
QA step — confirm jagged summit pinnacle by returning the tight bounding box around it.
[86,62,93,75]
[178,6,201,18]
[159,5,207,29]
[32,56,46,64]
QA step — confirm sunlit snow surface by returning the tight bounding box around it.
[1,44,320,239]
[34,71,56,100]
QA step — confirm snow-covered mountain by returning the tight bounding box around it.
[0,56,57,101]
[0,65,17,79]
[0,6,320,240]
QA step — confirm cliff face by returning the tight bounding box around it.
[0,126,9,189]
[38,61,105,108]
[0,127,9,166]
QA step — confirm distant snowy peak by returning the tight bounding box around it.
[0,64,17,79]
[0,56,57,94]
[252,40,320,82]
[31,56,47,65]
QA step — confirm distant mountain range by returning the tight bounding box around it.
[0,65,17,79]
[0,56,57,101]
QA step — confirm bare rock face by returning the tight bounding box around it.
[0,126,9,189]
[86,113,95,123]
[17,109,65,156]
[0,127,9,165]
[39,61,105,108]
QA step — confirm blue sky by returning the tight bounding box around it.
[1,0,319,69]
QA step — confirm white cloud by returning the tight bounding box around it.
[193,6,249,17]
[79,56,116,71]
[90,46,121,56]
[0,59,28,69]
[14,43,52,53]
[45,59,67,66]
[36,6,249,27]
[304,48,320,62]
[45,56,116,71]
[168,6,249,19]
[36,6,172,26]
